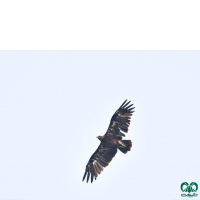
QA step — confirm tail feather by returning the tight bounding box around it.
[118,140,132,154]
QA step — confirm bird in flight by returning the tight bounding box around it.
[82,100,135,183]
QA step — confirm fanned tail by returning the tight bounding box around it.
[118,140,132,154]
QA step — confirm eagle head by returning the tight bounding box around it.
[97,136,104,141]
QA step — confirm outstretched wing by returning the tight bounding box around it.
[105,100,135,138]
[82,143,117,183]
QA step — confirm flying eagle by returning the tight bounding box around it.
[82,100,135,183]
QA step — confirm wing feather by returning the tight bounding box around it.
[82,143,117,183]
[120,99,127,107]
[105,100,135,138]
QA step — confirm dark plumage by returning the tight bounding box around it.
[82,100,135,183]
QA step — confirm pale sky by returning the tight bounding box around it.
[0,51,200,200]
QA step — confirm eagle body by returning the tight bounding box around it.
[82,100,135,183]
[97,135,119,147]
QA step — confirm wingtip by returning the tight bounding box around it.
[122,100,131,108]
[120,99,127,108]
[82,171,87,182]
[86,172,90,183]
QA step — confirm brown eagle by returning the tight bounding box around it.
[82,100,135,183]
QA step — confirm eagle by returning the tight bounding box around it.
[82,100,135,183]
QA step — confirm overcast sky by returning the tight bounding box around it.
[0,51,200,200]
